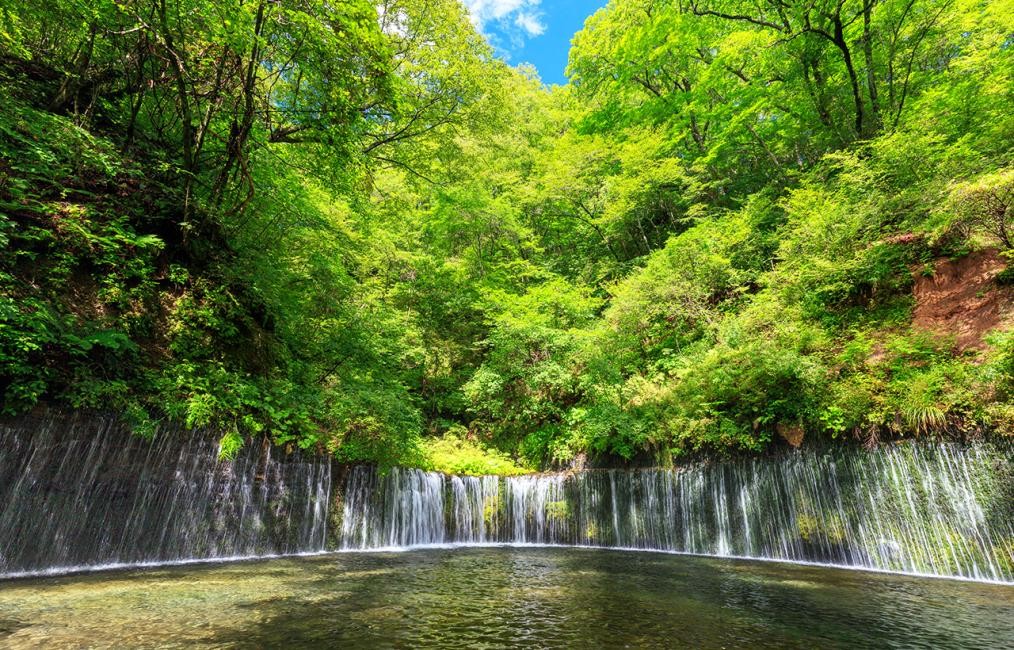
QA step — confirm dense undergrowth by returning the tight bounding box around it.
[0,0,1011,474]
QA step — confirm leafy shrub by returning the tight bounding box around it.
[946,170,1013,252]
[419,428,531,476]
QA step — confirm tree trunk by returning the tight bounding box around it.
[832,17,866,138]
[49,23,97,114]
[862,0,882,136]
[158,0,196,238]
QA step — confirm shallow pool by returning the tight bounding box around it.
[1,548,1012,648]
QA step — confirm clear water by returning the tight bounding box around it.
[1,548,1011,649]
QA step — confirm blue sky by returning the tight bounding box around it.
[461,0,607,85]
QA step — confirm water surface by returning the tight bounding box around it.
[1,548,1012,648]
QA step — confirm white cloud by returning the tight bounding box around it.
[514,11,546,36]
[462,0,546,49]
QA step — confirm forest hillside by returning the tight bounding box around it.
[0,0,1011,472]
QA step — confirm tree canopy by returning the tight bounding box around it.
[1,0,1011,471]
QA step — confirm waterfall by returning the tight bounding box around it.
[0,410,333,577]
[340,443,1014,582]
[3,409,1010,583]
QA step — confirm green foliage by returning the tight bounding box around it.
[944,169,1014,252]
[0,0,1011,472]
[218,429,245,462]
[462,279,600,451]
[418,428,531,476]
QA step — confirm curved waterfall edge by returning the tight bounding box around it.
[339,442,1014,583]
[2,409,1011,583]
[0,551,335,581]
[5,545,1012,585]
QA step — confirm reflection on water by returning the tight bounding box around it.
[1,548,1012,649]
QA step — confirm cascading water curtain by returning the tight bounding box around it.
[340,443,1014,582]
[0,411,333,576]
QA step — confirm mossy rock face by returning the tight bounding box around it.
[993,537,1014,577]
[796,511,847,546]
[482,493,503,529]
[326,493,345,550]
[546,500,570,522]
[797,513,819,543]
[981,447,1014,532]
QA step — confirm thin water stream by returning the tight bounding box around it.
[0,411,332,576]
[341,443,1014,581]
